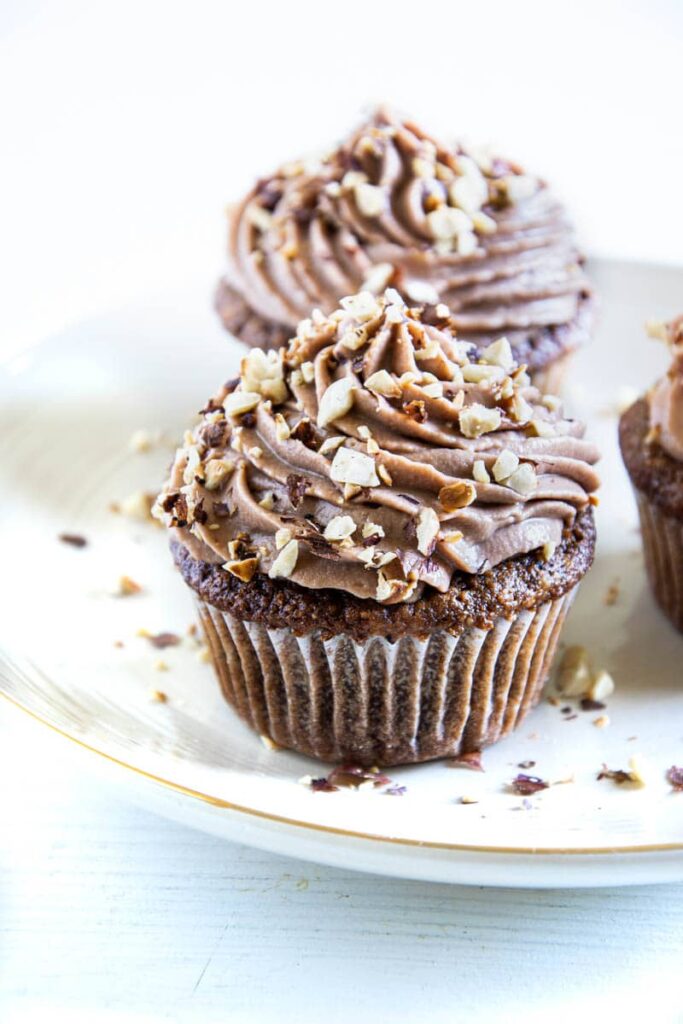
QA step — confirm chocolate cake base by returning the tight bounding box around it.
[174,510,594,765]
[620,398,683,632]
[214,277,593,395]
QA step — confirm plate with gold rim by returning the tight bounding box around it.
[1,258,683,887]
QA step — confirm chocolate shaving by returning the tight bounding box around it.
[192,499,208,525]
[384,784,407,796]
[306,764,393,793]
[199,395,228,414]
[290,418,323,450]
[146,632,181,649]
[518,760,536,769]
[510,774,548,795]
[286,474,310,509]
[580,698,606,711]
[200,421,228,448]
[240,412,256,428]
[58,533,87,548]
[299,534,342,561]
[597,765,633,785]
[362,533,382,548]
[172,494,189,528]
[310,777,338,793]
[447,750,484,772]
[666,766,683,792]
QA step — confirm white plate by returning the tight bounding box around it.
[1,259,683,888]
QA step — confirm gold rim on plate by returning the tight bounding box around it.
[2,687,682,858]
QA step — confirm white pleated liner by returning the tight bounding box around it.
[636,494,683,632]
[198,588,577,766]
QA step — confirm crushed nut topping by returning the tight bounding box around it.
[415,506,440,556]
[330,447,379,487]
[438,480,476,512]
[323,515,357,542]
[223,556,259,582]
[317,377,356,427]
[458,403,502,438]
[269,539,299,579]
[365,369,401,398]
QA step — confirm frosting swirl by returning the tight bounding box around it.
[220,109,591,368]
[648,316,683,461]
[157,289,599,605]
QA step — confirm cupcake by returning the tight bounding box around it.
[157,289,599,765]
[216,108,592,395]
[620,316,683,631]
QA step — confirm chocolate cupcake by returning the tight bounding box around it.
[620,316,683,631]
[216,108,592,394]
[158,289,599,765]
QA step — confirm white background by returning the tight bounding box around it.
[2,2,683,1021]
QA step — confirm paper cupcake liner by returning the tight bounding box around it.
[196,587,577,766]
[635,493,683,632]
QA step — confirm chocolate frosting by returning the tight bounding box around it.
[220,108,590,362]
[648,316,683,462]
[156,289,599,604]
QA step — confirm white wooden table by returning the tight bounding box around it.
[2,2,683,1019]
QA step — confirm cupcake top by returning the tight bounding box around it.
[221,108,590,367]
[648,316,683,461]
[157,289,599,605]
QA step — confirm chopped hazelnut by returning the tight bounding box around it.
[203,459,234,491]
[319,436,346,456]
[354,182,386,218]
[472,459,490,484]
[365,370,402,399]
[439,481,476,511]
[492,449,519,483]
[224,390,261,417]
[317,377,356,428]
[459,404,502,438]
[556,645,591,696]
[268,539,299,579]
[415,506,440,555]
[323,515,357,542]
[506,463,536,496]
[275,527,293,549]
[274,413,291,441]
[222,557,259,582]
[330,447,379,487]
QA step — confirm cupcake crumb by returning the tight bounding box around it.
[129,429,156,453]
[603,581,620,606]
[593,715,610,728]
[509,774,549,795]
[666,766,683,792]
[598,756,649,788]
[459,795,479,805]
[58,532,88,548]
[114,575,143,597]
[150,689,168,702]
[139,630,181,649]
